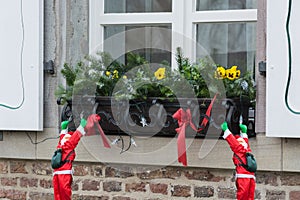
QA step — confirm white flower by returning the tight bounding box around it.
[88,69,97,77]
[241,80,248,91]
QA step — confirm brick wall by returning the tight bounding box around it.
[0,159,300,200]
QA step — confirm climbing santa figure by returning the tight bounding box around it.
[52,117,88,200]
[52,113,111,200]
[221,121,256,200]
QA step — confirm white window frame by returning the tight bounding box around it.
[89,0,257,68]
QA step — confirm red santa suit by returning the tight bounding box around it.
[223,130,256,200]
[52,125,85,200]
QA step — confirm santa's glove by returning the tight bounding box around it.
[239,124,247,133]
[80,118,87,128]
[77,118,87,135]
[221,121,231,139]
[239,123,248,138]
[221,121,228,131]
[60,121,69,134]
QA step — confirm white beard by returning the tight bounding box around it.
[60,134,71,146]
[241,142,248,150]
[60,138,67,146]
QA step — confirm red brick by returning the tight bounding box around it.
[32,162,52,175]
[171,185,191,197]
[72,179,80,191]
[112,197,135,200]
[82,180,100,191]
[136,167,181,180]
[91,165,104,177]
[1,177,17,186]
[184,169,225,182]
[256,172,278,186]
[266,190,286,200]
[0,189,5,198]
[29,192,53,200]
[149,183,168,195]
[136,169,163,180]
[281,173,300,186]
[290,191,300,200]
[40,179,52,189]
[73,164,90,176]
[137,167,181,179]
[161,167,181,179]
[10,161,28,174]
[194,186,214,198]
[217,187,236,199]
[255,190,262,199]
[103,181,122,192]
[0,161,8,174]
[20,177,38,188]
[105,166,134,178]
[125,182,146,192]
[73,194,109,200]
[0,189,26,200]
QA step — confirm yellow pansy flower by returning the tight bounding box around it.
[226,65,240,80]
[214,66,226,79]
[105,71,111,76]
[235,70,241,79]
[230,65,240,80]
[230,65,238,71]
[154,68,166,80]
[112,70,119,79]
[226,69,235,80]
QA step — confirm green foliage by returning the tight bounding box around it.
[55,48,256,105]
[223,70,256,102]
[175,47,256,102]
[55,52,150,102]
[55,62,80,104]
[175,47,220,98]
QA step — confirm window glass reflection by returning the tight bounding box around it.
[104,25,172,65]
[105,0,172,13]
[196,22,256,73]
[196,0,257,11]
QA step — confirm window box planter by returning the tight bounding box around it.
[58,95,254,138]
[56,49,256,138]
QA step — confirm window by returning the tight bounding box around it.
[104,0,172,13]
[90,0,257,69]
[90,0,174,66]
[196,22,256,73]
[195,1,257,73]
[87,0,258,165]
[104,25,171,64]
[196,0,256,11]
[89,1,257,136]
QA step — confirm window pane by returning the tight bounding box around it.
[196,22,256,73]
[196,0,257,11]
[105,0,172,13]
[104,25,172,65]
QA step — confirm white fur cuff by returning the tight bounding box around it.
[60,129,68,135]
[77,125,86,135]
[240,132,248,138]
[223,129,231,139]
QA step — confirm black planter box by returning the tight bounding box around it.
[59,96,255,138]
